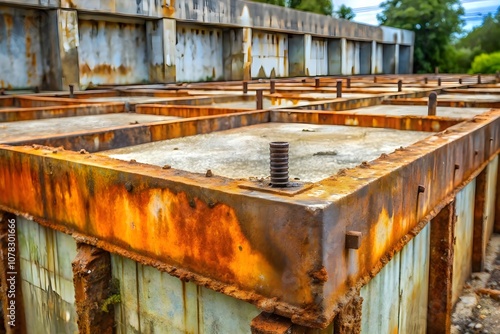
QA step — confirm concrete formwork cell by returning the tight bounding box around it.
[17,216,78,334]
[327,39,342,75]
[382,44,396,74]
[111,254,260,333]
[398,45,411,74]
[78,19,149,88]
[251,31,288,79]
[0,6,44,90]
[176,24,224,82]
[452,180,476,305]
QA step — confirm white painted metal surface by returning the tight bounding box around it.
[112,254,261,333]
[309,38,328,76]
[78,19,149,88]
[452,179,476,305]
[345,40,359,75]
[376,44,384,74]
[18,216,78,333]
[251,31,288,78]
[176,24,223,82]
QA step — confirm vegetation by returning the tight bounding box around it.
[250,0,350,17]
[469,52,500,74]
[377,0,464,73]
[335,5,356,20]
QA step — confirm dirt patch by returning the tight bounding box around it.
[451,234,500,333]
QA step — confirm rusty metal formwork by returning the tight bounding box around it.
[0,74,499,334]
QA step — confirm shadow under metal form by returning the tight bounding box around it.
[0,74,499,334]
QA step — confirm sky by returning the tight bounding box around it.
[332,0,499,31]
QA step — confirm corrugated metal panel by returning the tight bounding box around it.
[18,216,78,334]
[78,19,149,88]
[0,6,43,89]
[112,254,261,334]
[251,31,288,78]
[309,38,328,76]
[360,251,401,334]
[452,179,476,305]
[484,155,498,242]
[176,24,224,82]
[398,223,430,333]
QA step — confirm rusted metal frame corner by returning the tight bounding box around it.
[2,110,271,152]
[0,144,330,329]
[313,110,500,327]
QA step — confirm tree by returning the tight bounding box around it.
[289,0,333,16]
[469,52,500,74]
[335,4,356,20]
[251,0,286,6]
[377,0,464,73]
[458,7,500,55]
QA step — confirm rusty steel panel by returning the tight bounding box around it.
[136,104,252,117]
[452,180,476,305]
[0,110,499,328]
[78,20,149,88]
[0,102,125,122]
[0,6,43,89]
[176,24,224,82]
[17,216,78,333]
[251,31,288,79]
[272,110,461,132]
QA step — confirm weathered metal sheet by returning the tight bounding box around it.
[0,6,43,89]
[345,41,359,75]
[484,156,498,241]
[18,216,78,333]
[360,251,401,333]
[112,249,263,333]
[78,19,149,88]
[309,38,328,76]
[251,31,288,78]
[376,44,383,74]
[176,24,223,82]
[452,180,476,305]
[398,223,430,333]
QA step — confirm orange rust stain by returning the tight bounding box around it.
[4,14,13,31]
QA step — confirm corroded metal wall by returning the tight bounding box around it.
[327,39,342,75]
[375,44,383,74]
[360,224,430,333]
[346,40,359,75]
[111,254,261,333]
[484,156,498,246]
[309,38,328,76]
[452,180,476,305]
[251,31,288,78]
[18,216,78,333]
[78,19,149,88]
[176,24,224,82]
[0,6,43,89]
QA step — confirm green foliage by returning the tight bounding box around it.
[458,7,500,55]
[440,45,481,73]
[289,0,333,16]
[335,4,356,20]
[469,52,500,74]
[377,0,464,73]
[251,0,286,6]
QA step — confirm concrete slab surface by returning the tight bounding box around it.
[0,113,180,142]
[103,123,431,182]
[338,105,489,118]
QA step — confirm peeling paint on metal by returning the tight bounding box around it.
[452,180,476,305]
[176,24,223,82]
[18,216,78,333]
[308,38,328,76]
[251,31,288,78]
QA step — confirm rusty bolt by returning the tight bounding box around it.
[162,165,171,169]
[428,92,437,116]
[459,78,463,84]
[346,231,362,250]
[346,78,351,88]
[336,80,342,98]
[256,89,264,110]
[437,78,442,86]
[477,74,481,84]
[455,164,460,170]
[418,185,426,193]
[69,84,75,98]
[243,81,249,94]
[475,150,479,156]
[374,76,377,83]
[125,182,133,192]
[270,80,276,94]
[206,170,213,177]
[397,80,403,92]
[270,142,289,188]
[424,77,428,84]
[315,77,320,88]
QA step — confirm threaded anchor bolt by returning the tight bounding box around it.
[270,142,289,188]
